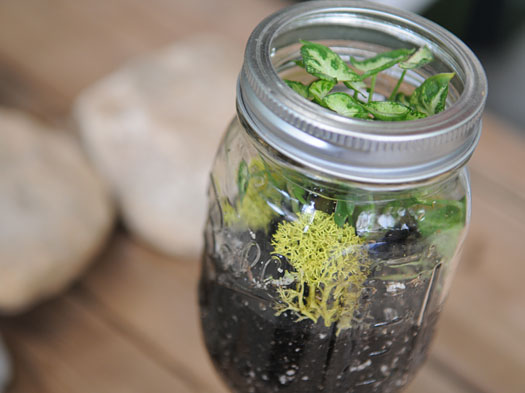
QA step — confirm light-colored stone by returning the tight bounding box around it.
[0,109,114,313]
[74,35,242,257]
[0,335,11,392]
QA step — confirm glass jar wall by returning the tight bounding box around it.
[200,117,469,393]
[199,1,486,392]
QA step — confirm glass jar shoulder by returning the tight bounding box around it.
[201,115,470,391]
[211,115,470,244]
[207,113,469,299]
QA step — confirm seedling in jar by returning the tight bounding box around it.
[284,41,454,121]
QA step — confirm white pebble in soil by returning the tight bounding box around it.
[386,282,406,293]
[378,213,396,229]
[380,364,389,376]
[350,359,372,372]
[383,307,399,321]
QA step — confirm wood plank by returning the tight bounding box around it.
[0,0,191,97]
[0,0,285,118]
[0,295,195,393]
[438,116,525,392]
[470,168,525,228]
[470,114,525,200]
[1,341,55,393]
[79,235,230,393]
[406,358,481,393]
[427,192,525,393]
[0,57,67,121]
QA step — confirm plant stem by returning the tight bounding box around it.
[368,74,377,104]
[389,69,407,100]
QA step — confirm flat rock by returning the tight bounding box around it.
[0,109,114,313]
[0,336,11,392]
[74,35,242,257]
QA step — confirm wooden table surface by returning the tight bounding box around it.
[0,1,524,392]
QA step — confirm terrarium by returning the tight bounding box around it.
[199,1,487,392]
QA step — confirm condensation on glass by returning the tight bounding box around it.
[199,2,487,393]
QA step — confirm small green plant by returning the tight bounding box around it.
[271,210,369,333]
[223,157,285,231]
[224,155,466,334]
[227,156,466,250]
[284,41,454,121]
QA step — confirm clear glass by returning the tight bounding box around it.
[199,118,470,393]
[198,1,485,391]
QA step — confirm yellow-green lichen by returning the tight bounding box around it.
[223,158,284,231]
[271,210,369,333]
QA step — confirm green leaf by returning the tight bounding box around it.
[366,101,410,121]
[237,160,249,201]
[417,199,466,258]
[323,93,369,119]
[393,92,410,106]
[350,48,415,78]
[345,200,355,216]
[300,40,361,82]
[405,110,427,120]
[343,80,367,98]
[334,200,349,227]
[430,225,463,259]
[400,46,433,69]
[308,79,335,105]
[294,59,305,68]
[291,184,307,204]
[417,199,465,238]
[410,72,455,115]
[284,79,310,99]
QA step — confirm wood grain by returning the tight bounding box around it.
[78,236,229,393]
[0,0,523,392]
[0,0,284,118]
[1,295,194,393]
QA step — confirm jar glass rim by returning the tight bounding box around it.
[237,0,487,183]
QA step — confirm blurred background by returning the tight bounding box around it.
[349,0,525,130]
[0,1,523,393]
[420,0,525,130]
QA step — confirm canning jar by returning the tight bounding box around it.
[199,1,487,392]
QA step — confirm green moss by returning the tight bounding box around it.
[223,158,284,231]
[271,210,369,333]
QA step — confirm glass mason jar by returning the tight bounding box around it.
[199,1,487,392]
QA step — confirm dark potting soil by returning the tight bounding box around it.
[199,250,441,393]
